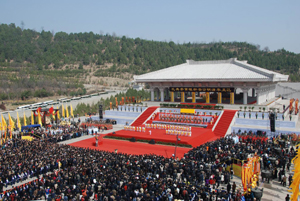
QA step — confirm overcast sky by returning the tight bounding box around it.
[1,0,299,53]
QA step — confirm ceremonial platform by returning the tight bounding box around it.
[106,106,223,147]
[106,126,219,147]
[70,104,236,157]
[70,137,191,158]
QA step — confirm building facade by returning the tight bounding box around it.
[134,58,289,105]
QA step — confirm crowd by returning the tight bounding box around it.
[19,123,88,143]
[0,130,296,200]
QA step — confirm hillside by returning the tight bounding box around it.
[0,23,300,101]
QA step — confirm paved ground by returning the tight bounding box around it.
[1,90,126,119]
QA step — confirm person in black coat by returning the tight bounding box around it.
[227,182,231,194]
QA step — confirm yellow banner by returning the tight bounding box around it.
[180,109,195,114]
[22,136,33,141]
[70,104,74,117]
[226,164,242,178]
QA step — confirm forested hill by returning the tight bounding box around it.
[0,23,300,100]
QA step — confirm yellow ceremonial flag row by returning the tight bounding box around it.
[61,104,74,119]
[0,104,75,134]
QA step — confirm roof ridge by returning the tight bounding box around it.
[187,58,234,65]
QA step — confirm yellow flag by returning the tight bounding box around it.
[1,114,7,130]
[57,106,60,120]
[62,104,65,118]
[52,105,55,120]
[8,113,15,129]
[17,112,21,131]
[31,111,34,125]
[289,144,300,200]
[24,112,27,126]
[37,110,42,125]
[70,104,74,117]
[66,106,69,118]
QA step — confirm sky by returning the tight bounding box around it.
[1,0,299,53]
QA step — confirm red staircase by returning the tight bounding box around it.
[213,110,237,137]
[131,106,159,126]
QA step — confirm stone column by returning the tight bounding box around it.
[192,92,196,103]
[242,88,249,105]
[170,92,174,102]
[160,88,164,102]
[230,92,235,104]
[206,92,210,103]
[181,92,185,103]
[218,92,222,104]
[150,88,154,102]
[256,88,263,105]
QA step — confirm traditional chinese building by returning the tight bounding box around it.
[133,58,289,105]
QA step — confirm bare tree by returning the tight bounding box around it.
[263,46,270,52]
[21,21,25,31]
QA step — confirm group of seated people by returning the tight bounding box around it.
[144,124,192,131]
[123,126,146,132]
[158,113,215,125]
[165,130,192,137]
[0,129,296,201]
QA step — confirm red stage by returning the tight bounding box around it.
[107,126,219,148]
[69,137,191,159]
[69,105,231,159]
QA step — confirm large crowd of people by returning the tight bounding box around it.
[0,127,297,200]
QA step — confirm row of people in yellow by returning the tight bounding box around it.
[123,126,146,132]
[144,123,192,131]
[165,130,192,137]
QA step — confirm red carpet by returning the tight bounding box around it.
[69,108,235,159]
[181,103,216,106]
[131,106,159,126]
[107,126,218,148]
[213,110,237,137]
[69,138,191,159]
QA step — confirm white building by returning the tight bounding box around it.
[134,58,289,105]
